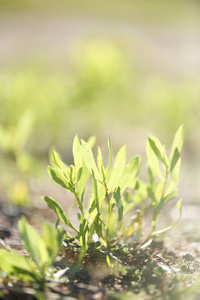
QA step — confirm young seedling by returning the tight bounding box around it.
[44,136,139,251]
[135,125,184,247]
[0,217,65,288]
[44,126,183,254]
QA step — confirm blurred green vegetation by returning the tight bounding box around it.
[0,41,199,151]
[0,0,199,205]
[0,40,199,205]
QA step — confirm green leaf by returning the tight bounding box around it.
[97,146,105,179]
[107,136,112,174]
[41,223,65,264]
[88,201,100,238]
[148,135,163,162]
[76,167,83,183]
[18,217,42,270]
[154,181,166,204]
[18,218,52,277]
[107,145,127,192]
[49,149,69,179]
[113,187,123,229]
[118,155,139,193]
[162,145,169,168]
[152,190,178,225]
[146,138,164,180]
[170,148,180,172]
[170,125,184,159]
[37,239,49,276]
[81,141,101,181]
[77,162,90,202]
[48,167,73,192]
[73,135,83,174]
[87,135,96,148]
[128,180,148,212]
[166,148,181,195]
[167,159,181,195]
[88,172,104,239]
[43,196,78,232]
[92,171,100,214]
[0,249,38,282]
[148,135,169,168]
[94,213,103,238]
[79,218,89,251]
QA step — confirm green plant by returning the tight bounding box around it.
[44,136,139,251]
[0,217,65,287]
[43,126,183,252]
[135,125,183,246]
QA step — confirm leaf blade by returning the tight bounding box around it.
[118,155,139,193]
[107,145,127,192]
[43,196,78,232]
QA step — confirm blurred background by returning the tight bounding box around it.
[0,0,200,238]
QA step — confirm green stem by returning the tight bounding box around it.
[74,190,85,218]
[152,168,169,231]
[104,182,111,248]
[143,168,169,246]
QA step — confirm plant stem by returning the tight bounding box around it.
[143,168,169,245]
[152,168,169,232]
[104,182,111,248]
[74,190,85,218]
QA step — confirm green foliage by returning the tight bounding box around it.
[0,218,65,285]
[0,110,35,205]
[0,249,39,282]
[44,126,183,251]
[0,41,198,208]
[44,135,140,250]
[135,125,184,245]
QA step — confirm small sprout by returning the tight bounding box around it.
[0,218,65,287]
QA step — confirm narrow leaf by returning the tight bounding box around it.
[148,135,163,161]
[18,217,41,269]
[97,146,105,179]
[87,135,96,148]
[170,124,184,159]
[92,171,100,213]
[162,145,169,168]
[107,136,112,174]
[48,167,73,192]
[153,190,178,222]
[107,145,127,192]
[146,139,164,180]
[170,148,180,172]
[41,223,65,263]
[73,135,83,173]
[77,162,90,202]
[49,149,69,175]
[76,167,83,183]
[113,187,123,229]
[118,155,139,193]
[79,218,89,251]
[81,141,100,181]
[167,158,181,194]
[43,196,78,232]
